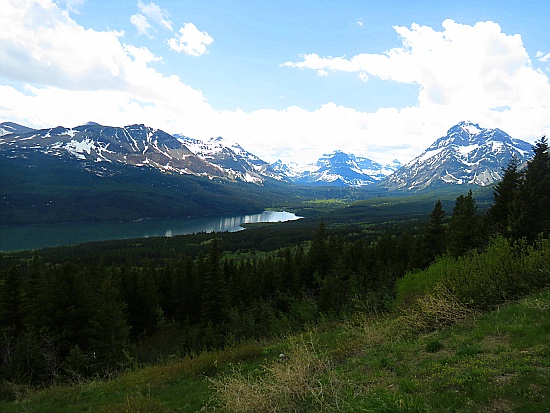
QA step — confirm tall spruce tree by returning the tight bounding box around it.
[488,156,523,238]
[421,200,447,265]
[88,276,130,371]
[200,238,229,326]
[522,136,550,240]
[448,190,480,257]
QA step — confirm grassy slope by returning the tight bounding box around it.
[2,288,548,412]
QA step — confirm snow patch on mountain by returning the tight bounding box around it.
[273,150,401,187]
[384,121,534,191]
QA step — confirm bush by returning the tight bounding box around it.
[392,285,477,339]
[209,334,348,412]
[397,236,550,311]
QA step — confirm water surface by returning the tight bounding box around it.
[0,211,301,252]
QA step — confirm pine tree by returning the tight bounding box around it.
[488,156,523,238]
[448,190,481,257]
[88,276,130,371]
[421,200,447,266]
[200,238,229,326]
[308,221,330,289]
[522,136,550,240]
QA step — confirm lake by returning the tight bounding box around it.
[0,211,301,252]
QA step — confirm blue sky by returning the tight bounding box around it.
[1,0,549,165]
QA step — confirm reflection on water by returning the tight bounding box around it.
[0,211,301,252]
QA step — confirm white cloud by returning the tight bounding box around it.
[0,0,214,135]
[167,23,213,56]
[137,1,172,31]
[130,1,172,37]
[57,0,85,13]
[537,51,550,62]
[282,19,550,159]
[1,2,549,167]
[130,13,151,37]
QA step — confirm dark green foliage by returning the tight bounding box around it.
[0,142,548,389]
[448,190,481,257]
[489,137,550,241]
[521,136,550,240]
[88,276,130,371]
[200,239,229,327]
[425,339,444,353]
[488,156,523,238]
[397,235,550,311]
[417,200,447,267]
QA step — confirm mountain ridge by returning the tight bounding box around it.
[382,121,533,191]
[0,120,536,191]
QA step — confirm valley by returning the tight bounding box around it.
[0,121,548,412]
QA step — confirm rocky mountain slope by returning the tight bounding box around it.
[383,121,533,191]
[174,134,287,184]
[272,150,401,187]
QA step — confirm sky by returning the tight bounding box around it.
[1,0,550,165]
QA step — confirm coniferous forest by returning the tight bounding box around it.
[0,137,549,400]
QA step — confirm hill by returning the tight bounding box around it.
[1,287,547,412]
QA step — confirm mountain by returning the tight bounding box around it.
[0,122,228,178]
[273,150,401,187]
[174,134,288,184]
[383,121,533,191]
[0,122,36,136]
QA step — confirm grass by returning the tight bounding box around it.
[1,289,548,412]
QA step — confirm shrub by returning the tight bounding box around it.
[397,236,550,311]
[209,334,348,412]
[392,284,477,339]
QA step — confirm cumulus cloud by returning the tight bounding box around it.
[282,19,550,156]
[138,1,172,31]
[0,0,214,135]
[130,1,172,36]
[58,0,86,13]
[1,2,549,166]
[130,13,151,37]
[167,23,214,56]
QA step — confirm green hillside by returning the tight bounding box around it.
[0,287,547,412]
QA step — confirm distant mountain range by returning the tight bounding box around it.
[0,120,536,191]
[272,151,401,187]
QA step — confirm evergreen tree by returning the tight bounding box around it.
[0,267,23,334]
[421,200,447,266]
[308,221,330,285]
[448,190,481,257]
[522,136,550,240]
[488,156,523,238]
[200,238,229,326]
[88,276,130,371]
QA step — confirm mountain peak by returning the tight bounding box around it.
[455,120,483,136]
[384,121,533,191]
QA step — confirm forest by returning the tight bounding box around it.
[0,137,548,396]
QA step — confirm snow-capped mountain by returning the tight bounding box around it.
[384,121,533,191]
[174,134,288,184]
[1,120,535,191]
[0,122,294,184]
[0,122,228,178]
[0,122,35,137]
[273,150,401,187]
